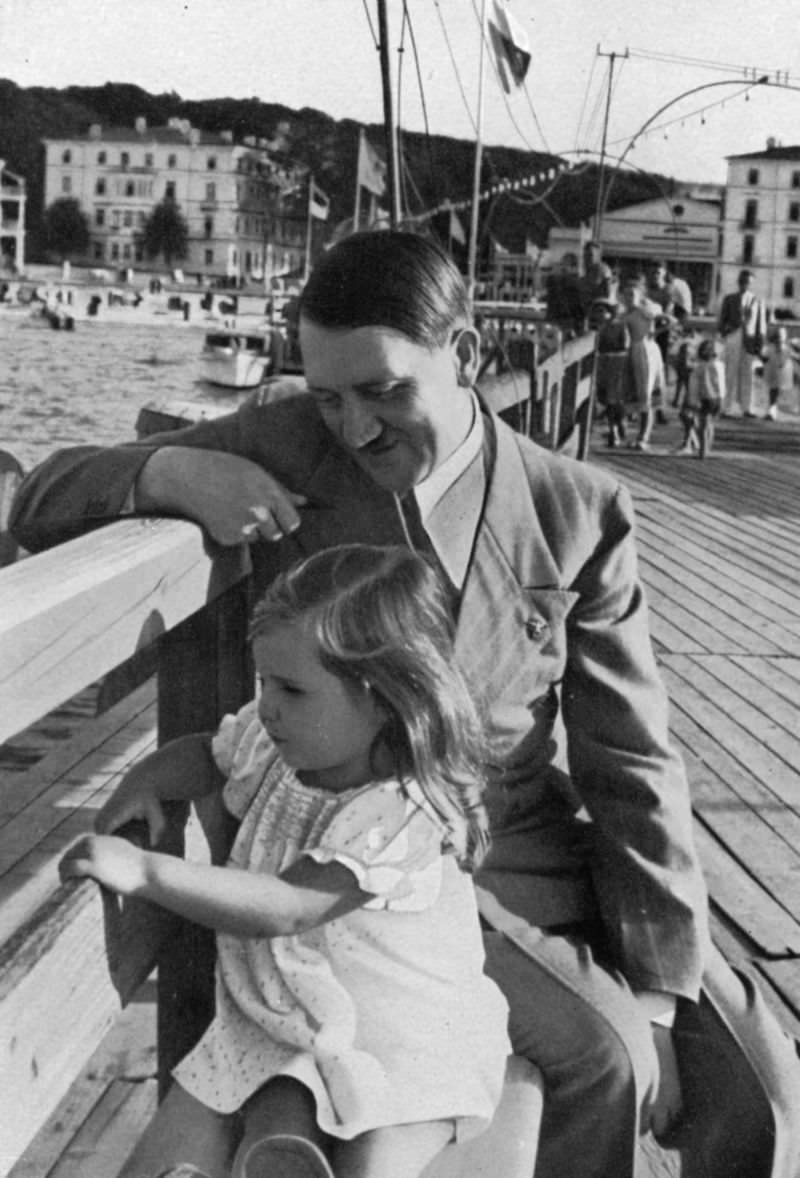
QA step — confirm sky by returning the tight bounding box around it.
[3,0,800,189]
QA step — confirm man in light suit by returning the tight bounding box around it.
[717,268,768,416]
[11,232,800,1178]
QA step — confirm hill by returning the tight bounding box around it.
[0,78,677,262]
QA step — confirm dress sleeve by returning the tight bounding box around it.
[305,780,448,912]
[212,699,279,819]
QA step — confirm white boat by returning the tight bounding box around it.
[200,328,280,389]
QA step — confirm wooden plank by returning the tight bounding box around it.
[8,985,156,1178]
[46,1079,158,1178]
[691,821,800,956]
[756,958,800,1026]
[0,875,174,1173]
[0,517,249,744]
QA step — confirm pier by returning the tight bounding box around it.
[1,383,799,1176]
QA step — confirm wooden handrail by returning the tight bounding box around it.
[0,517,250,745]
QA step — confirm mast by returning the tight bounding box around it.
[376,0,401,228]
[467,0,489,301]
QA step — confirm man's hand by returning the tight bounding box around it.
[59,834,149,897]
[136,448,308,546]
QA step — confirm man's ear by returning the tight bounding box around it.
[452,327,481,387]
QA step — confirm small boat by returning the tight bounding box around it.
[200,328,282,389]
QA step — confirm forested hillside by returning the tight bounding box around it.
[0,78,675,260]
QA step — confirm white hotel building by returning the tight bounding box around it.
[42,117,307,283]
[720,140,800,315]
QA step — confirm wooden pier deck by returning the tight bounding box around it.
[2,407,800,1175]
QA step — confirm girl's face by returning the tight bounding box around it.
[254,620,386,792]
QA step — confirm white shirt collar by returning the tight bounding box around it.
[413,391,483,522]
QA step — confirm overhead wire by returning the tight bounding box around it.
[360,0,380,51]
[402,0,440,208]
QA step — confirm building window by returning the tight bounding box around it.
[95,178,106,195]
[165,181,176,200]
[125,181,135,197]
[207,156,217,170]
[787,236,798,258]
[95,209,105,226]
[206,182,216,201]
[145,152,154,167]
[111,242,119,260]
[111,210,120,228]
[790,202,800,223]
[744,199,758,228]
[204,249,214,265]
[122,244,132,259]
[121,151,130,167]
[204,217,214,239]
[62,149,71,163]
[123,210,133,227]
[93,242,104,259]
[138,211,147,226]
[784,277,795,298]
[168,153,177,168]
[743,234,754,264]
[61,176,72,193]
[747,168,759,185]
[793,171,800,189]
[98,150,106,165]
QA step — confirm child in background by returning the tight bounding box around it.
[671,324,699,408]
[60,545,510,1178]
[674,337,724,458]
[591,299,629,447]
[763,324,795,421]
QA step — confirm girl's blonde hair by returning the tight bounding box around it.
[250,545,489,868]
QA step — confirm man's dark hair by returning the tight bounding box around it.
[299,230,470,346]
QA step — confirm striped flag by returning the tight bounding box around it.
[488,0,531,94]
[309,179,329,221]
[357,128,387,197]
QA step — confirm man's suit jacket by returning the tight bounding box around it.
[10,392,709,999]
[718,289,767,354]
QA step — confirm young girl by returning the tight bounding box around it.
[59,545,510,1178]
[620,275,665,451]
[674,337,724,458]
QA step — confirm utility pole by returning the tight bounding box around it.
[593,46,628,244]
[377,0,401,228]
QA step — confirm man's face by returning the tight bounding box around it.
[299,320,477,495]
[649,265,666,287]
[738,274,753,294]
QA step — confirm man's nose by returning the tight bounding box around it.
[340,395,381,448]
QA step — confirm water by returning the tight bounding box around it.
[0,313,244,472]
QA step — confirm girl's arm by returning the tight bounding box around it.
[59,838,369,937]
[95,733,223,845]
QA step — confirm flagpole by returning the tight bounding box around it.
[304,174,313,283]
[467,0,488,302]
[354,129,363,230]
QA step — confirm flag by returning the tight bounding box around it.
[488,0,531,95]
[492,236,510,256]
[309,179,329,221]
[357,128,387,197]
[449,206,466,246]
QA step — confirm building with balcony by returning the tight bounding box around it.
[0,160,26,272]
[721,139,800,315]
[42,117,309,284]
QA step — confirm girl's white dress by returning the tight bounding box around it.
[173,701,510,1142]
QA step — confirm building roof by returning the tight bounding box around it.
[727,145,800,161]
[43,122,239,147]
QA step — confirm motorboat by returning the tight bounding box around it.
[200,327,282,389]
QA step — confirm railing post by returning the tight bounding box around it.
[155,576,253,1096]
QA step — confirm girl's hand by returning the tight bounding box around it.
[59,835,148,897]
[95,787,166,845]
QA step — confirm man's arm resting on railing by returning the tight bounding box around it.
[95,732,224,846]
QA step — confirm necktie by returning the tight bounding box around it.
[397,493,460,616]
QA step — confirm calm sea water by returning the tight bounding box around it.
[0,313,245,472]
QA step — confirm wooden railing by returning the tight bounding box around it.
[0,518,253,1172]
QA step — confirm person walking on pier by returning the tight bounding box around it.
[12,230,800,1178]
[673,337,724,457]
[763,323,795,421]
[718,268,767,416]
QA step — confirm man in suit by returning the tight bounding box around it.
[10,232,800,1178]
[717,268,768,416]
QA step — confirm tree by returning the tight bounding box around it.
[141,198,189,268]
[43,197,90,262]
